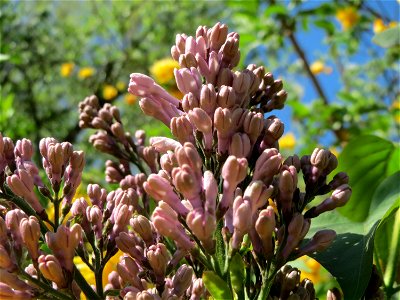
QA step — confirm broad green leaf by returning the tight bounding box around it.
[309,225,378,300]
[307,172,400,299]
[337,135,398,222]
[372,25,400,48]
[314,19,335,35]
[203,271,233,300]
[229,253,245,298]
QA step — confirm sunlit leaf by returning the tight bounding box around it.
[203,271,233,300]
[372,25,400,48]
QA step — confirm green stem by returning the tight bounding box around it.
[95,265,104,297]
[73,266,101,300]
[384,209,400,293]
[20,270,73,300]
[257,268,275,300]
[54,200,60,229]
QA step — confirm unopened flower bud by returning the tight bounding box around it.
[20,216,40,260]
[147,243,171,278]
[115,232,144,262]
[217,85,237,109]
[0,282,33,299]
[0,269,32,291]
[255,206,276,256]
[200,84,217,116]
[182,92,199,113]
[229,133,251,158]
[253,148,282,185]
[117,255,143,289]
[329,172,349,190]
[38,254,67,288]
[299,229,336,256]
[210,22,228,51]
[170,116,194,144]
[172,265,193,297]
[131,215,154,245]
[0,245,15,271]
[0,217,7,244]
[283,155,301,172]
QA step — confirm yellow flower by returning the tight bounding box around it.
[373,19,387,33]
[391,99,400,110]
[268,198,279,215]
[60,62,74,77]
[169,88,184,100]
[74,250,123,300]
[373,19,397,33]
[124,93,137,105]
[336,7,359,31]
[310,61,332,75]
[299,256,324,284]
[78,67,95,79]
[103,85,118,101]
[150,58,180,84]
[329,147,340,158]
[116,81,127,91]
[279,133,296,150]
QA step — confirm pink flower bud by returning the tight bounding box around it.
[0,269,32,291]
[216,68,233,87]
[172,265,194,297]
[38,254,67,288]
[0,245,15,271]
[170,116,194,145]
[87,184,107,207]
[299,230,337,256]
[232,196,252,249]
[263,116,284,147]
[116,232,144,262]
[152,202,194,250]
[255,207,276,256]
[309,184,352,217]
[243,180,274,214]
[217,85,237,109]
[117,255,143,289]
[242,111,264,144]
[174,67,202,97]
[219,156,248,214]
[282,213,304,259]
[20,216,40,260]
[203,171,218,216]
[253,148,282,185]
[329,172,349,190]
[5,209,27,248]
[175,142,203,172]
[232,71,251,100]
[182,92,199,113]
[147,243,171,278]
[150,136,181,153]
[188,108,213,150]
[0,282,33,299]
[210,22,228,51]
[278,166,298,217]
[179,52,198,68]
[200,84,217,116]
[172,165,202,206]
[144,174,189,216]
[139,97,174,126]
[129,73,180,107]
[160,151,178,174]
[229,133,251,158]
[45,224,82,272]
[130,215,154,246]
[6,170,44,213]
[283,155,301,172]
[186,208,216,251]
[14,138,33,160]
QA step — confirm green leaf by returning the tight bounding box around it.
[337,135,398,222]
[264,4,287,17]
[307,172,400,299]
[229,253,245,298]
[203,271,233,300]
[309,225,378,300]
[314,19,335,35]
[372,25,400,48]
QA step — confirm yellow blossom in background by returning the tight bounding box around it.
[150,58,179,84]
[336,7,359,31]
[124,93,137,105]
[310,61,332,75]
[373,19,386,33]
[78,67,95,79]
[373,19,398,33]
[279,132,296,150]
[60,62,74,77]
[116,81,126,91]
[103,85,118,101]
[391,99,400,110]
[329,147,340,158]
[169,88,184,100]
[300,256,326,284]
[268,198,279,215]
[74,249,124,299]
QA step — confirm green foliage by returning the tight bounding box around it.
[308,172,400,299]
[202,271,233,300]
[373,25,400,48]
[229,253,246,299]
[336,135,399,222]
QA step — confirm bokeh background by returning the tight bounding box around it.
[1,0,399,297]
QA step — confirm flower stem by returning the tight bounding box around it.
[73,265,101,300]
[20,270,73,300]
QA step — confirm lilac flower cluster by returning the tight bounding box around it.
[0,22,352,300]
